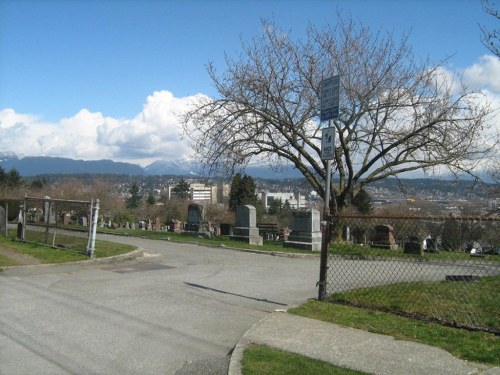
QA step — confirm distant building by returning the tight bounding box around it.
[260,192,307,209]
[166,183,218,204]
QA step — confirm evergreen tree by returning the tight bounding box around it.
[146,192,156,206]
[0,167,23,189]
[352,189,373,214]
[126,182,142,209]
[229,173,257,210]
[172,178,191,199]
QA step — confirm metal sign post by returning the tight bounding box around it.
[318,75,340,301]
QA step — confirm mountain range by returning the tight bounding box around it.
[0,153,304,179]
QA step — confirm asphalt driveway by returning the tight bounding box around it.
[0,235,320,374]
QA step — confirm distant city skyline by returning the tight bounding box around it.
[1,0,499,167]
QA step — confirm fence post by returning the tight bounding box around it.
[88,199,99,258]
[318,154,332,301]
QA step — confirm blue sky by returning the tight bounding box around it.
[0,0,498,166]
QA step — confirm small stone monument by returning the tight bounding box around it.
[404,236,423,255]
[284,208,322,251]
[155,217,161,231]
[44,198,56,224]
[185,203,206,232]
[169,219,182,233]
[372,224,398,250]
[63,213,71,225]
[230,205,263,246]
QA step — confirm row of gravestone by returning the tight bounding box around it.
[189,204,323,251]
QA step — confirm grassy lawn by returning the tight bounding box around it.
[98,227,315,255]
[330,243,500,262]
[99,227,500,262]
[328,276,500,332]
[242,344,368,375]
[289,300,499,366]
[0,232,137,265]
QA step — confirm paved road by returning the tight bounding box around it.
[0,235,320,374]
[2,235,498,374]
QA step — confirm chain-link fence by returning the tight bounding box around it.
[324,215,499,334]
[22,196,96,256]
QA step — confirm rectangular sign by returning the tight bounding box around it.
[321,127,336,160]
[320,75,340,122]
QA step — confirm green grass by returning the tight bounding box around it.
[242,344,368,375]
[327,277,500,332]
[99,227,500,262]
[0,232,136,264]
[330,243,500,262]
[98,227,315,255]
[0,253,19,267]
[289,301,500,366]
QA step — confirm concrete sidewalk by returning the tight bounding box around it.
[228,312,499,375]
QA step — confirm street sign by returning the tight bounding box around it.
[321,127,335,160]
[320,75,340,122]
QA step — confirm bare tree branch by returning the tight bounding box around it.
[182,16,498,214]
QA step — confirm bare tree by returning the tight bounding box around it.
[480,0,500,57]
[182,16,498,215]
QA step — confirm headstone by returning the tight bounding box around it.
[372,225,398,250]
[155,217,161,231]
[404,236,423,255]
[423,235,438,253]
[44,198,56,224]
[0,206,6,237]
[131,222,136,230]
[169,219,182,233]
[185,203,206,232]
[284,209,322,251]
[220,223,233,236]
[230,205,263,246]
[63,213,71,225]
[125,221,130,230]
[80,217,88,227]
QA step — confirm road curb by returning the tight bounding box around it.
[0,248,144,271]
[228,313,274,375]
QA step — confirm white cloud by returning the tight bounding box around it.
[0,91,200,167]
[463,55,500,94]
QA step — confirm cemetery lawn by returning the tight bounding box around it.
[98,227,315,255]
[330,243,500,262]
[99,228,500,261]
[289,299,500,366]
[241,344,368,375]
[0,232,136,266]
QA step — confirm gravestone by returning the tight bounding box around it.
[372,224,398,250]
[404,236,423,255]
[284,209,322,251]
[80,217,88,226]
[0,206,6,237]
[131,222,136,230]
[423,235,438,253]
[169,219,182,233]
[155,217,161,231]
[63,213,71,225]
[184,203,206,232]
[230,205,263,246]
[44,198,56,224]
[220,223,233,236]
